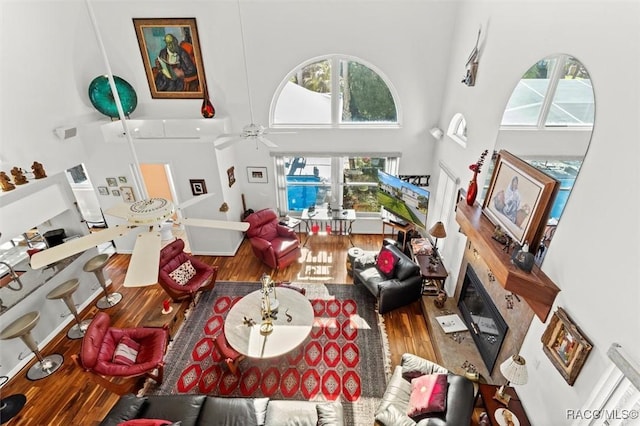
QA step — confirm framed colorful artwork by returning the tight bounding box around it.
[482,150,558,248]
[541,307,593,386]
[133,18,207,99]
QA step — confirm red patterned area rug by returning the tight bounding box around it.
[144,282,391,425]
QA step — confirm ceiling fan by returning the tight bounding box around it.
[30,195,249,287]
[214,0,292,151]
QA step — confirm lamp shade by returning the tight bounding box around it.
[429,221,447,239]
[500,354,528,385]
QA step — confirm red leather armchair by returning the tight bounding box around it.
[73,312,169,395]
[157,239,217,302]
[244,209,302,270]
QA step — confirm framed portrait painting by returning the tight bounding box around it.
[482,150,558,248]
[541,307,593,386]
[133,18,206,99]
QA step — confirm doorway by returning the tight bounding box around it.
[139,163,189,250]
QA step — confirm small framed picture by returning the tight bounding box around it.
[118,176,127,183]
[541,307,593,386]
[120,186,136,203]
[112,189,121,196]
[189,179,207,196]
[227,167,236,187]
[97,186,109,196]
[106,177,117,187]
[247,166,268,183]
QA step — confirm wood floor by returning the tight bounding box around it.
[0,234,439,425]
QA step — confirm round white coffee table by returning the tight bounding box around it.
[224,287,313,359]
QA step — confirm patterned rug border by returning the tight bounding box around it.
[142,281,392,425]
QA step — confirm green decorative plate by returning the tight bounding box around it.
[88,75,137,118]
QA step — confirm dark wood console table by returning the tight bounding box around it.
[476,383,531,426]
[409,242,448,295]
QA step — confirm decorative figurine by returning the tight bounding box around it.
[10,167,28,185]
[0,171,15,191]
[32,161,47,179]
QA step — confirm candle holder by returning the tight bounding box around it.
[260,274,275,335]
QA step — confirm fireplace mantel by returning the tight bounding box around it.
[455,200,560,322]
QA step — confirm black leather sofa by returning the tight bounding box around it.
[100,394,344,426]
[352,243,422,314]
[375,353,475,426]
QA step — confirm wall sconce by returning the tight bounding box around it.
[461,26,482,87]
[429,127,444,140]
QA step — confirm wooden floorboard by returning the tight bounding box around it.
[0,234,448,425]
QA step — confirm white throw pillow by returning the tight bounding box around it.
[169,260,197,286]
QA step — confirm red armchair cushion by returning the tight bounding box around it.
[244,209,301,269]
[113,336,140,366]
[81,313,168,377]
[158,239,215,294]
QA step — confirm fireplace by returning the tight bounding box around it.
[458,265,508,373]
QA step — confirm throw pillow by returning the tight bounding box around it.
[406,373,448,418]
[375,405,416,426]
[113,336,140,366]
[376,248,397,277]
[169,260,197,286]
[316,402,344,426]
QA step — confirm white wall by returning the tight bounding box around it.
[437,1,640,423]
[2,1,639,422]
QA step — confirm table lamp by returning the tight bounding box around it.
[495,354,528,405]
[428,221,447,250]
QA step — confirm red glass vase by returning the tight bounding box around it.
[201,83,215,119]
[466,172,478,206]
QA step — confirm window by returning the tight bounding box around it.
[275,156,399,215]
[501,55,594,127]
[271,55,399,127]
[447,113,467,147]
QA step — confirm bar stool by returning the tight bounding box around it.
[0,311,64,380]
[83,254,122,309]
[46,278,93,340]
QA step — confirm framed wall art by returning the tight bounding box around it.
[97,186,109,196]
[112,189,121,196]
[482,150,558,248]
[120,186,136,203]
[541,307,593,386]
[189,179,207,196]
[227,167,236,187]
[133,18,207,99]
[118,176,127,183]
[106,177,117,187]
[247,166,268,183]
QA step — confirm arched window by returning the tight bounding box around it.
[271,55,400,127]
[447,113,467,148]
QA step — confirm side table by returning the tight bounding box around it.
[141,300,189,339]
[476,383,531,426]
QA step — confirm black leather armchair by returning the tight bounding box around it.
[375,353,475,426]
[352,243,422,314]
